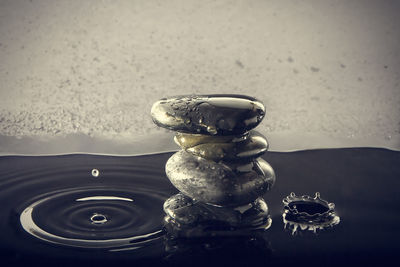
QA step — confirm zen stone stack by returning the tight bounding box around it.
[151,95,276,233]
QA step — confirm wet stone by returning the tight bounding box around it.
[182,131,269,161]
[151,94,265,135]
[174,132,245,149]
[152,94,276,222]
[163,193,271,228]
[165,150,275,206]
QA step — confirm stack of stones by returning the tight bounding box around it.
[151,95,276,235]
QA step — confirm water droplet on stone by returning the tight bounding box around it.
[165,150,274,206]
[151,95,265,135]
[153,94,276,233]
[207,126,217,135]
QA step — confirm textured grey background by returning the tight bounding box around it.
[0,0,399,151]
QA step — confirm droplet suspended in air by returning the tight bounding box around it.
[91,169,100,177]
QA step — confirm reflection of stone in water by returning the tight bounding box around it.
[163,231,272,266]
[163,193,271,238]
[152,94,276,235]
[282,192,340,235]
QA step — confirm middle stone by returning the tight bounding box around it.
[174,130,269,161]
[165,150,275,206]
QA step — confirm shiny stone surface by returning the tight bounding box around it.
[151,94,265,135]
[185,131,269,161]
[165,150,275,206]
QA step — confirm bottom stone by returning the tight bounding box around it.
[163,193,271,237]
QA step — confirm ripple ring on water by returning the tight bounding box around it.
[20,188,165,249]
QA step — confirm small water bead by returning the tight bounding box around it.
[206,126,218,135]
[90,213,108,224]
[91,168,100,177]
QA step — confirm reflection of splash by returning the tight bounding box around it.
[282,192,340,235]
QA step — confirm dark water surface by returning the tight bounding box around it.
[0,148,399,266]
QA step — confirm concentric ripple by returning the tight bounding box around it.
[0,153,176,253]
[20,187,165,248]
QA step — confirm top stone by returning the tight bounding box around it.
[151,94,265,135]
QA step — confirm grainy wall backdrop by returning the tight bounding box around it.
[0,0,399,150]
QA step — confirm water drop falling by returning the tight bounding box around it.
[91,169,100,177]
